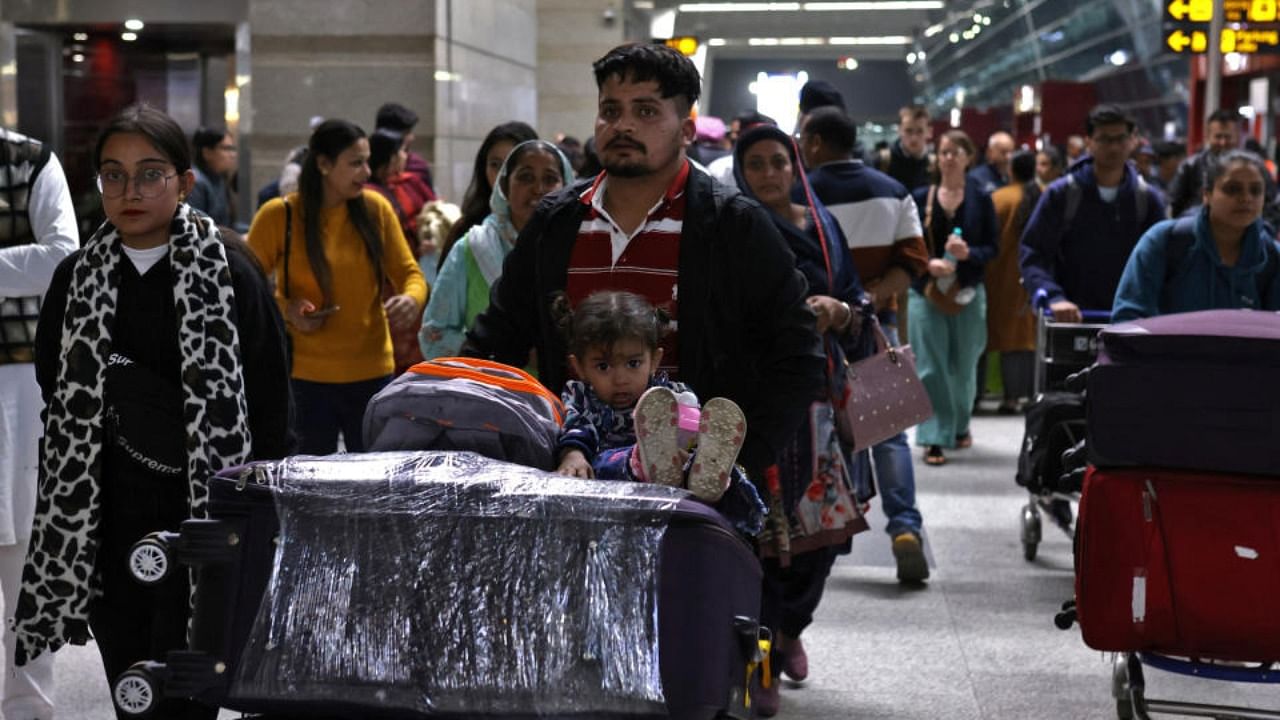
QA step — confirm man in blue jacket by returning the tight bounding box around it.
[1020,105,1166,322]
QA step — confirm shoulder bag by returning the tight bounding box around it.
[803,174,934,451]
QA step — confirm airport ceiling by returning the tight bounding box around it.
[646,0,1001,61]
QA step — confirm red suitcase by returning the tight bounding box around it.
[1075,466,1280,662]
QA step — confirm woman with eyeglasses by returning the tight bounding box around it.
[14,104,292,719]
[188,125,238,227]
[248,119,426,455]
[1113,149,1280,321]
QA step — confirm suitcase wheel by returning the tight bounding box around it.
[128,533,174,586]
[113,663,163,717]
[1020,503,1041,562]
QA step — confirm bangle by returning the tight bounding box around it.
[838,301,853,330]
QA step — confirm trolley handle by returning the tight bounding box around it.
[1032,289,1111,323]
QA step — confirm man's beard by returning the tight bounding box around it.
[603,157,651,177]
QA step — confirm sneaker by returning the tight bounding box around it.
[781,635,809,683]
[892,532,930,583]
[688,397,746,503]
[754,675,781,717]
[634,387,684,487]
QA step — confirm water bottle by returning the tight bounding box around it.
[939,227,976,305]
[934,227,962,293]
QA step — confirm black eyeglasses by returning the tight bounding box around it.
[96,168,179,199]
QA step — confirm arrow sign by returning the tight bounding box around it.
[1167,0,1213,21]
[1167,29,1194,51]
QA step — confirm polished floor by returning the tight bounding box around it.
[32,410,1280,719]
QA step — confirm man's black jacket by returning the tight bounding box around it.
[462,164,826,481]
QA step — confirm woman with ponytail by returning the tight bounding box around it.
[249,119,426,454]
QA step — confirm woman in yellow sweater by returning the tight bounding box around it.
[249,119,426,454]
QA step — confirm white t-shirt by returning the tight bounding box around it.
[122,243,169,274]
[1097,184,1119,203]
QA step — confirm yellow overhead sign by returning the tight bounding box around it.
[1166,0,1278,23]
[1166,26,1280,52]
[664,37,700,56]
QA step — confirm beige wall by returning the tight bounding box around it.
[536,0,625,145]
[247,0,537,204]
[432,0,537,203]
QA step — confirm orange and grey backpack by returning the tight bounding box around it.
[362,357,564,470]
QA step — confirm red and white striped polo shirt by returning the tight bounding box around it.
[566,160,689,378]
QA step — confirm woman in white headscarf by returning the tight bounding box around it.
[418,139,574,359]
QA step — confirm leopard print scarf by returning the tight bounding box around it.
[12,203,252,664]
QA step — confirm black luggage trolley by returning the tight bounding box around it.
[1017,299,1108,561]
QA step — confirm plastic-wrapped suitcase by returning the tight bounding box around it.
[1074,465,1280,662]
[113,452,766,719]
[1087,309,1280,476]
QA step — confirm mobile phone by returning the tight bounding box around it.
[306,305,340,318]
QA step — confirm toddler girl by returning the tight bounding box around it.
[552,291,765,531]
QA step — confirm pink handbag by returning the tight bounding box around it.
[836,319,934,453]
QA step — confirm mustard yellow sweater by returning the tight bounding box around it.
[248,190,428,383]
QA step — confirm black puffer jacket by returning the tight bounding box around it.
[462,163,826,481]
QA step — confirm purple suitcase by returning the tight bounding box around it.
[110,452,764,720]
[1087,309,1280,476]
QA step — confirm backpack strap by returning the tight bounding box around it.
[1163,216,1196,284]
[281,199,292,300]
[1062,174,1081,227]
[1257,241,1279,303]
[1134,173,1149,222]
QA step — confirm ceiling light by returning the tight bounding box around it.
[803,1,944,8]
[748,37,781,45]
[949,32,960,43]
[678,1,942,10]
[708,37,727,46]
[982,16,991,25]
[1107,49,1129,66]
[839,57,859,70]
[962,30,974,40]
[906,52,917,63]
[124,19,144,31]
[924,23,944,37]
[679,3,800,11]
[973,13,982,22]
[73,32,88,41]
[918,50,926,59]
[121,32,138,42]
[71,53,85,62]
[828,35,912,45]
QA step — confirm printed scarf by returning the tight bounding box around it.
[11,204,252,664]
